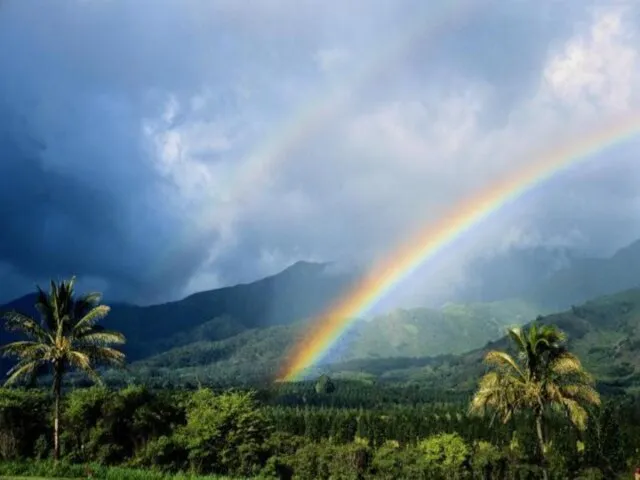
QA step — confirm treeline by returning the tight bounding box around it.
[0,278,635,479]
[2,383,640,479]
[261,380,472,408]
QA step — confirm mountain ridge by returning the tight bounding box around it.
[2,239,640,386]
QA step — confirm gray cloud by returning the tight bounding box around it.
[0,0,639,306]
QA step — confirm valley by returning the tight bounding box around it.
[3,239,640,389]
[3,240,640,479]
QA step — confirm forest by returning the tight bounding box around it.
[1,279,639,480]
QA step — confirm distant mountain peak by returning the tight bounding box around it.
[611,238,640,260]
[285,260,329,272]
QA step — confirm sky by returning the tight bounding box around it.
[1,0,640,305]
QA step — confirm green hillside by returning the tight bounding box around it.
[0,261,356,363]
[322,287,640,392]
[5,239,640,388]
[116,299,542,386]
[344,299,542,359]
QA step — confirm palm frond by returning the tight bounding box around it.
[34,286,56,332]
[2,311,52,343]
[76,330,125,346]
[549,353,584,376]
[4,359,41,386]
[79,345,126,367]
[74,292,102,320]
[1,341,51,360]
[66,351,102,383]
[539,324,566,343]
[507,327,527,353]
[561,398,589,431]
[470,371,524,419]
[2,278,125,392]
[72,305,111,332]
[560,383,601,406]
[484,351,526,380]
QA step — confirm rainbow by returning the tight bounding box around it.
[222,0,482,202]
[157,2,483,283]
[278,113,640,381]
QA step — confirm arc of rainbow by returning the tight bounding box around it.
[156,2,484,288]
[222,0,483,202]
[278,113,640,382]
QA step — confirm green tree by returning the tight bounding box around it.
[469,324,600,480]
[315,374,336,394]
[0,278,125,460]
[418,432,470,479]
[177,388,270,475]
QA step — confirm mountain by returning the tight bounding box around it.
[0,261,358,363]
[3,238,640,387]
[457,239,640,311]
[119,238,640,385]
[528,239,640,309]
[322,287,640,392]
[330,299,542,360]
[457,245,575,303]
[114,299,542,386]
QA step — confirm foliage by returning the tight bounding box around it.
[5,273,640,478]
[418,433,470,478]
[0,278,126,459]
[469,324,601,479]
[470,324,600,429]
[0,459,239,479]
[1,277,126,386]
[0,388,50,460]
[176,389,270,476]
[78,287,640,392]
[0,382,639,478]
[314,374,335,394]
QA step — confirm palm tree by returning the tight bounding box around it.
[0,277,126,460]
[469,324,600,480]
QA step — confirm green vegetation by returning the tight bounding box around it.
[469,325,601,480]
[1,263,546,388]
[98,299,541,388]
[1,380,639,479]
[339,299,543,359]
[5,277,640,478]
[317,288,640,389]
[1,278,126,460]
[0,460,238,478]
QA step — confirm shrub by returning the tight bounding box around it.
[177,388,270,476]
[0,388,50,459]
[418,432,470,479]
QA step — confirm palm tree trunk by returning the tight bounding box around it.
[53,363,62,461]
[535,412,549,480]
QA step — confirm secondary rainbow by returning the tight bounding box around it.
[278,113,640,382]
[219,0,482,202]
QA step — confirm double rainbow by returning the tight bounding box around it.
[225,0,481,200]
[279,113,640,381]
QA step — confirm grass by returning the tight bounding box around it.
[0,462,243,480]
[0,476,238,480]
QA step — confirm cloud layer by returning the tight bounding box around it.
[1,0,639,305]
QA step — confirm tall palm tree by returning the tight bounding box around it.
[469,324,600,480]
[0,277,126,460]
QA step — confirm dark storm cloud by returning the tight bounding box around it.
[0,1,229,303]
[0,0,638,306]
[0,99,217,303]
